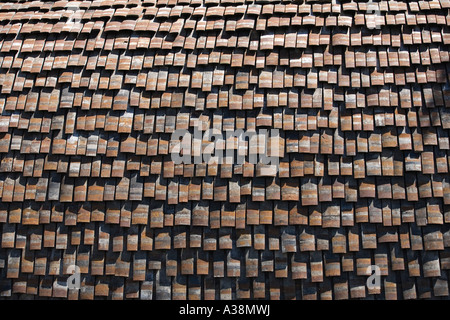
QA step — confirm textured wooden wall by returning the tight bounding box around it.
[1,0,450,300]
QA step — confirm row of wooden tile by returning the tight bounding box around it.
[7,12,449,34]
[3,0,450,14]
[1,73,449,109]
[98,16,450,35]
[2,217,450,251]
[4,18,450,45]
[0,190,447,225]
[1,143,449,173]
[0,170,427,203]
[0,229,449,271]
[0,2,449,23]
[0,137,447,164]
[0,25,450,55]
[4,42,450,72]
[0,94,447,128]
[0,113,448,153]
[0,70,450,98]
[0,124,448,157]
[1,62,449,93]
[67,15,450,35]
[1,242,449,285]
[1,0,449,12]
[1,1,449,24]
[0,172,449,205]
[1,99,450,132]
[1,270,449,300]
[1,0,345,12]
[2,44,449,77]
[0,70,447,97]
[0,144,450,174]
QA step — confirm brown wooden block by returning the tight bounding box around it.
[301,178,318,206]
[259,201,272,225]
[281,179,299,201]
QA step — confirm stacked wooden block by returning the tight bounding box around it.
[1,0,450,299]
